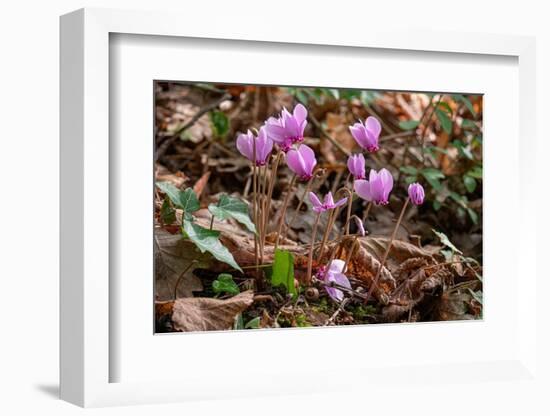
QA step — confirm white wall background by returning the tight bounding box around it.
[0,1,547,414]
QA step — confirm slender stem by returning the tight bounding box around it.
[209,215,215,230]
[252,141,259,269]
[317,208,336,263]
[284,168,326,240]
[274,174,297,251]
[262,151,283,247]
[343,188,354,236]
[306,212,321,285]
[362,202,373,223]
[365,198,410,303]
[343,236,359,273]
[173,260,198,300]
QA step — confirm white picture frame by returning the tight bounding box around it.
[60,7,539,408]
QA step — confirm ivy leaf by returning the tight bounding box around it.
[467,166,483,179]
[160,197,176,225]
[208,194,256,233]
[400,166,418,176]
[179,188,200,213]
[212,273,240,296]
[245,317,261,329]
[270,249,297,298]
[156,182,200,213]
[453,94,476,116]
[183,220,242,272]
[421,168,445,191]
[463,175,477,193]
[435,108,453,134]
[432,229,463,254]
[210,110,229,138]
[398,120,420,130]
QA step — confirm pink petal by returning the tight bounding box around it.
[236,132,253,161]
[354,179,372,202]
[323,191,335,207]
[328,259,346,274]
[286,148,307,177]
[333,197,348,209]
[309,192,323,211]
[365,116,382,139]
[293,103,308,123]
[298,144,316,175]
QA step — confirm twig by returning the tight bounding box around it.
[325,298,350,326]
[157,92,231,159]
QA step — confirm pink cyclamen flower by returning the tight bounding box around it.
[308,191,347,213]
[286,144,317,181]
[354,168,394,205]
[349,116,382,152]
[236,128,273,166]
[408,182,425,205]
[316,259,351,302]
[264,103,308,152]
[347,153,366,180]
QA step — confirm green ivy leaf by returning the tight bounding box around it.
[208,194,256,233]
[212,273,240,296]
[156,182,200,213]
[160,197,176,225]
[400,166,418,176]
[210,110,229,138]
[270,249,297,298]
[245,317,261,329]
[463,175,477,193]
[435,108,453,134]
[452,94,476,116]
[421,168,445,191]
[467,166,483,179]
[398,120,420,130]
[432,229,463,254]
[183,220,242,272]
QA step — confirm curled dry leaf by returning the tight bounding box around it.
[155,227,210,300]
[171,290,254,332]
[192,171,211,198]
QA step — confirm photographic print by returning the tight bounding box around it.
[154,82,483,333]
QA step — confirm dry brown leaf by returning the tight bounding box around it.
[193,171,211,197]
[171,291,254,332]
[154,227,210,300]
[155,163,188,188]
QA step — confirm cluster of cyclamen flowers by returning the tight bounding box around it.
[236,103,425,303]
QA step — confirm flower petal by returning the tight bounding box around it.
[354,179,372,202]
[365,116,382,139]
[293,103,308,123]
[236,131,253,161]
[298,144,316,176]
[333,197,348,209]
[286,148,307,177]
[309,192,323,211]
[328,259,346,274]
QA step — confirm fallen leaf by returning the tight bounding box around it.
[171,290,254,331]
[155,227,210,300]
[193,171,211,197]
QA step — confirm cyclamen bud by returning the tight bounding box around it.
[408,183,425,205]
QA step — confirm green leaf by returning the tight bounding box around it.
[400,166,418,176]
[210,110,229,138]
[270,249,297,298]
[435,108,453,134]
[437,101,453,116]
[421,168,445,191]
[463,176,477,193]
[466,207,479,224]
[183,220,242,272]
[208,194,256,233]
[453,94,476,116]
[398,120,420,130]
[160,197,176,224]
[245,317,261,329]
[432,229,463,254]
[461,119,478,130]
[156,182,200,213]
[452,140,474,160]
[212,273,240,296]
[467,166,483,179]
[433,200,442,211]
[234,313,244,330]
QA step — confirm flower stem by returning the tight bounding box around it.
[306,212,321,285]
[365,198,410,303]
[262,151,283,251]
[343,236,359,273]
[362,201,373,223]
[173,260,198,300]
[284,168,325,239]
[209,214,215,230]
[252,141,259,269]
[274,174,297,251]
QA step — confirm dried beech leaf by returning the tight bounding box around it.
[154,227,210,300]
[171,290,254,332]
